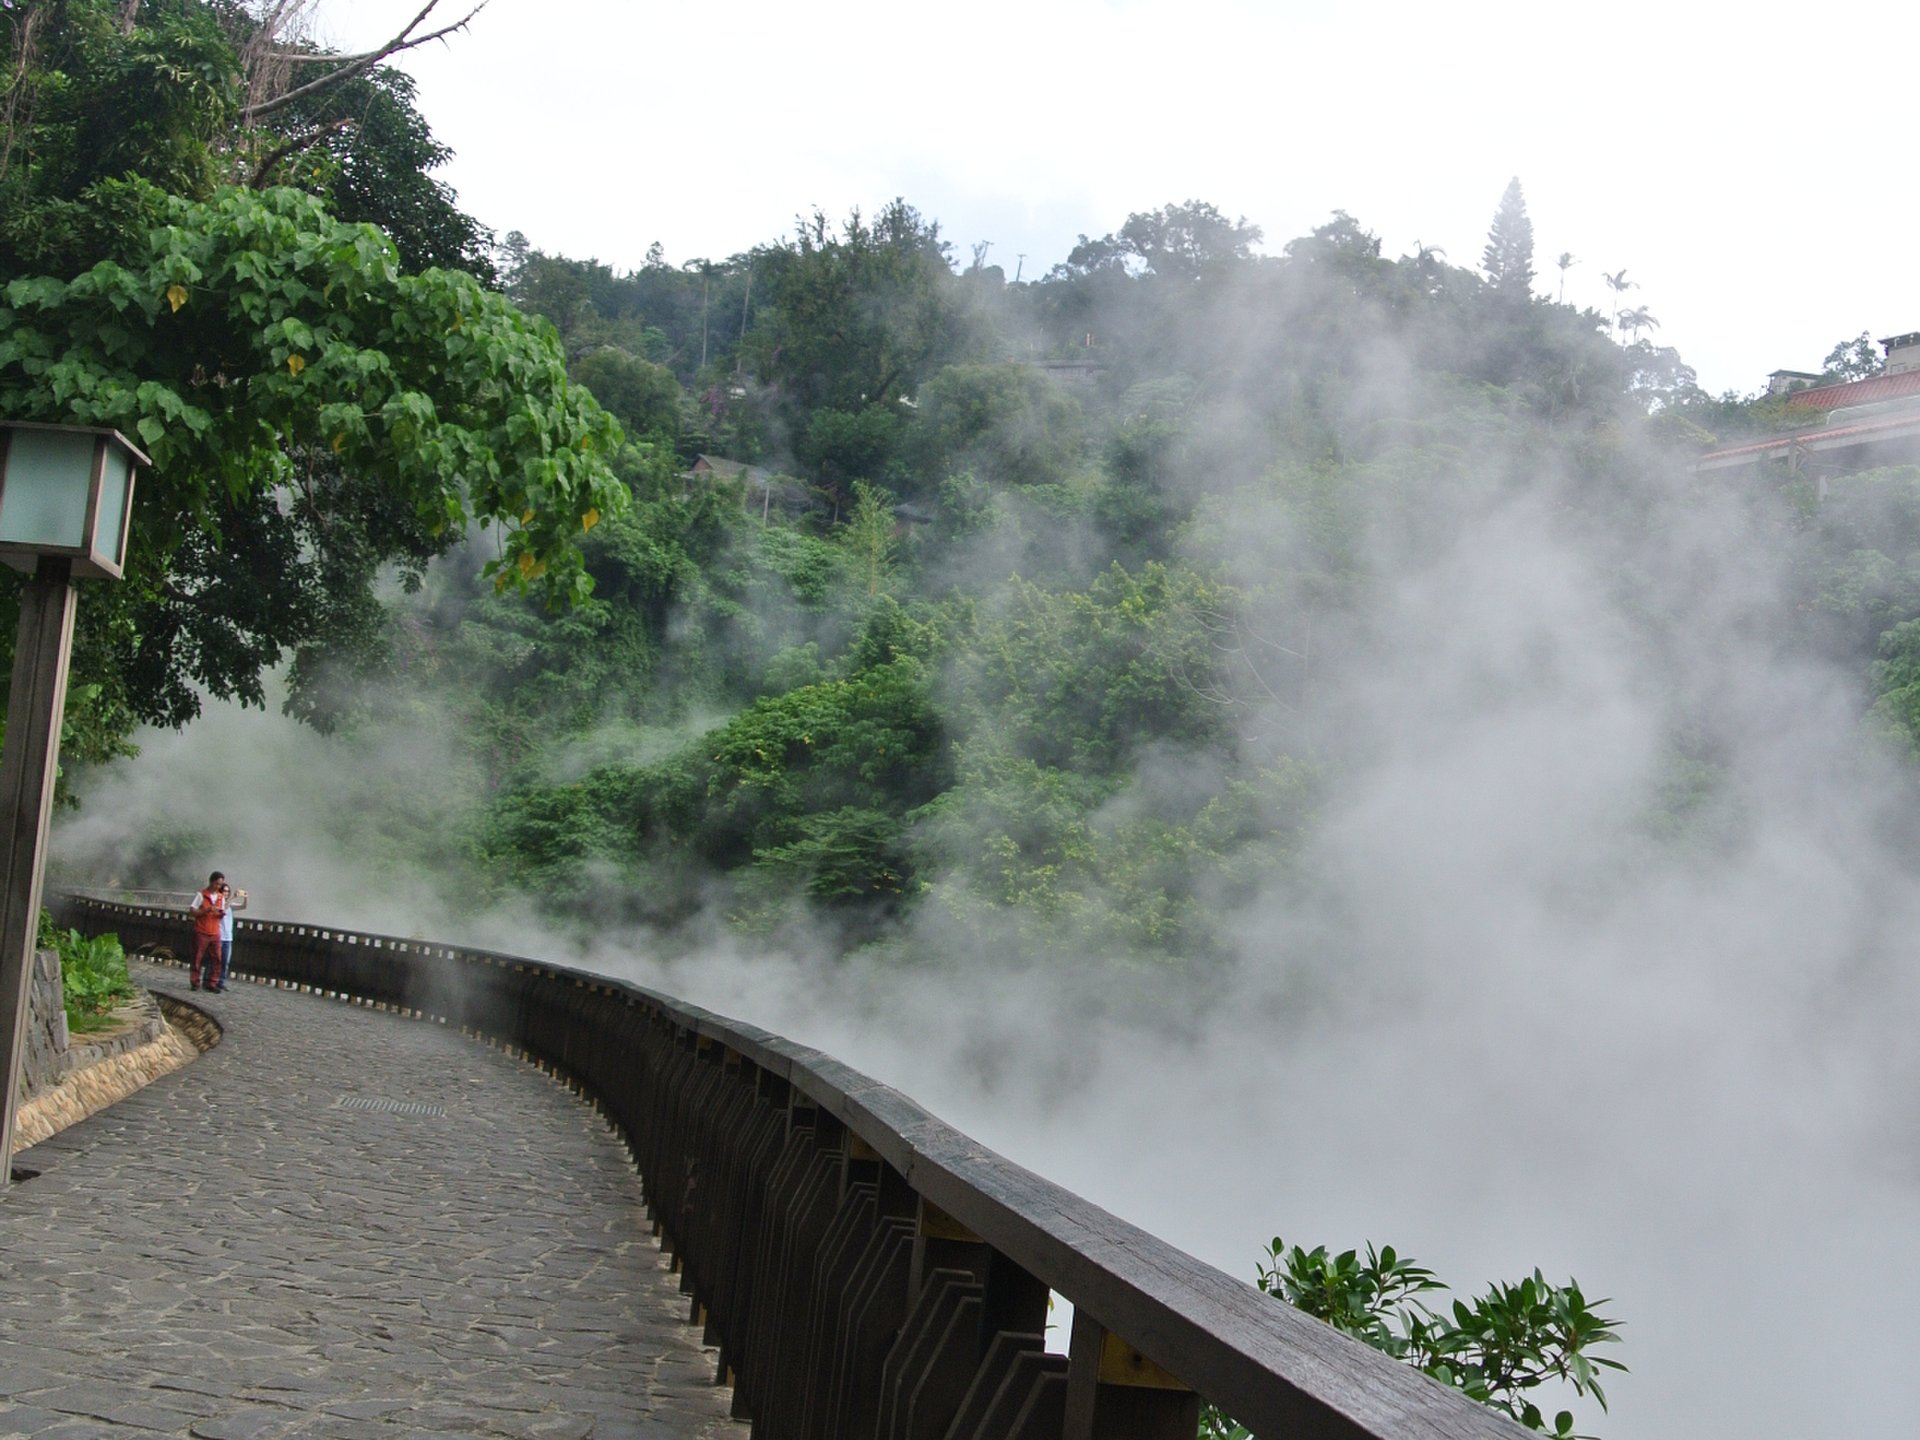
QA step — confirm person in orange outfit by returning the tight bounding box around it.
[187,872,229,991]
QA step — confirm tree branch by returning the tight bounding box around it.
[242,0,488,122]
[248,116,355,189]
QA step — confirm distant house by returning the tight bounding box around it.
[1766,369,1822,396]
[686,454,765,487]
[1882,332,1920,375]
[1034,360,1109,388]
[683,454,819,520]
[892,500,935,532]
[1696,332,1920,477]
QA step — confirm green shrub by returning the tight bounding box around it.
[1202,1238,1625,1440]
[38,914,135,1033]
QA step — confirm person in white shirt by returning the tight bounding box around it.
[219,884,247,984]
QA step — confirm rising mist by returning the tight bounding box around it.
[52,202,1920,1440]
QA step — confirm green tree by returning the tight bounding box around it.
[630,653,949,879]
[1,0,239,276]
[570,348,683,446]
[1601,268,1634,329]
[1284,210,1383,265]
[799,404,902,508]
[1869,618,1920,754]
[1,0,488,281]
[910,362,1085,491]
[749,200,976,415]
[254,59,495,280]
[1114,199,1263,281]
[842,480,897,596]
[0,183,625,734]
[1616,305,1659,344]
[1821,330,1883,383]
[1481,178,1535,300]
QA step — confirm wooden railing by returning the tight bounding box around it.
[59,894,1529,1440]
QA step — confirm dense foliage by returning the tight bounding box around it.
[0,0,621,757]
[23,9,1920,1019]
[1201,1239,1625,1439]
[366,179,1919,970]
[38,912,134,1032]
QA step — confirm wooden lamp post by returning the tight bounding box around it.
[0,422,144,1179]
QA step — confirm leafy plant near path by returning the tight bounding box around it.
[1202,1239,1625,1440]
[38,912,135,1034]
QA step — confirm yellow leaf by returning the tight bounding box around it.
[165,284,188,313]
[520,509,535,525]
[516,551,547,581]
[581,507,600,533]
[287,354,305,376]
[330,431,346,453]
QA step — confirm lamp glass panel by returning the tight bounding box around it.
[0,428,92,548]
[91,447,131,566]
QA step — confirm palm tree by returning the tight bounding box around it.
[1405,240,1446,289]
[1555,251,1577,303]
[1617,305,1659,344]
[1602,268,1635,328]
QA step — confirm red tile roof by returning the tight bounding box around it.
[1784,369,1920,410]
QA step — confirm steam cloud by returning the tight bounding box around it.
[52,299,1920,1440]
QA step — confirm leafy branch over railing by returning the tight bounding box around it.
[1202,1239,1626,1440]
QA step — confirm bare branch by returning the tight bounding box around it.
[242,1,489,123]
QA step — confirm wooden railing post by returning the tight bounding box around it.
[1062,1308,1200,1440]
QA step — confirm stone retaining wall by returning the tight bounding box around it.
[21,948,72,1100]
[12,955,217,1154]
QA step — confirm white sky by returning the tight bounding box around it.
[316,0,1920,398]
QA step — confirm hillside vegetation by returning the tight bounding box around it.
[11,3,1920,980]
[331,200,1920,965]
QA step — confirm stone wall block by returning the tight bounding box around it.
[22,946,68,1099]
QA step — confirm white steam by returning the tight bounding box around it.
[52,438,1920,1440]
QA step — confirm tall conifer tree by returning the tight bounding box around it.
[1481,177,1535,300]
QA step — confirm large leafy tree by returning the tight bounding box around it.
[1056,200,1262,282]
[0,1,621,750]
[0,0,238,275]
[1113,199,1262,281]
[1,183,624,731]
[1821,330,1884,383]
[749,200,977,417]
[253,59,494,280]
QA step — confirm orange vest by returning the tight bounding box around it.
[193,888,226,937]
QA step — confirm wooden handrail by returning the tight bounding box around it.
[58,894,1529,1440]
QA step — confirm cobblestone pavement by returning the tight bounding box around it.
[1,961,749,1440]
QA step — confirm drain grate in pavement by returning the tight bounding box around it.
[335,1095,447,1118]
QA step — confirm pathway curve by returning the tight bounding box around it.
[0,960,748,1440]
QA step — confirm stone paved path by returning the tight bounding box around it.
[0,961,749,1440]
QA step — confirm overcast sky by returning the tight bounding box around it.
[317,0,1918,399]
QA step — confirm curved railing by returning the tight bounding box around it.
[60,894,1528,1440]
